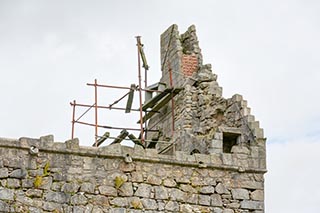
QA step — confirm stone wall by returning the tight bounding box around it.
[0,135,265,212]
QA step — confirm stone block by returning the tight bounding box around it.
[215,183,229,194]
[163,178,177,187]
[211,139,222,149]
[199,194,211,206]
[99,185,117,196]
[7,178,20,188]
[239,181,264,190]
[194,153,211,164]
[165,200,179,211]
[0,188,14,200]
[134,183,152,198]
[231,145,250,155]
[146,174,162,185]
[119,182,133,197]
[9,168,27,179]
[186,193,198,204]
[0,168,8,178]
[222,153,233,165]
[231,94,243,102]
[45,191,70,203]
[254,128,264,139]
[109,197,128,207]
[199,186,215,194]
[26,189,43,198]
[179,184,197,193]
[231,188,249,200]
[210,154,222,164]
[65,138,79,149]
[211,194,223,207]
[80,182,95,194]
[154,186,169,200]
[169,188,186,201]
[141,198,157,210]
[240,200,264,210]
[251,189,264,201]
[70,194,88,205]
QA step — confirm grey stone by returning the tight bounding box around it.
[51,181,62,191]
[165,200,179,211]
[131,172,143,183]
[109,208,127,213]
[0,168,8,178]
[146,174,162,185]
[26,189,43,197]
[199,186,215,194]
[71,194,88,205]
[169,188,186,201]
[39,176,52,190]
[163,178,177,187]
[240,200,264,210]
[251,189,264,201]
[213,207,223,213]
[211,194,223,207]
[223,209,235,213]
[62,182,80,194]
[16,195,33,205]
[119,182,133,196]
[231,188,249,200]
[180,204,193,213]
[28,207,42,213]
[110,197,128,207]
[9,168,27,179]
[80,182,95,194]
[7,178,20,188]
[0,188,14,200]
[99,185,118,196]
[141,198,157,210]
[91,195,109,206]
[134,183,152,198]
[43,201,63,211]
[179,184,197,193]
[45,191,70,203]
[154,186,169,200]
[22,179,34,188]
[186,193,198,204]
[199,194,211,206]
[128,197,143,209]
[215,183,229,194]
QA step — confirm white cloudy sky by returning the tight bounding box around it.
[1,1,320,212]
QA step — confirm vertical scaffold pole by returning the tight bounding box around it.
[71,100,76,139]
[94,79,98,146]
[136,36,144,145]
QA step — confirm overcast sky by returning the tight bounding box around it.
[1,1,320,212]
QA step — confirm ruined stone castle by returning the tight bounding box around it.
[0,25,266,212]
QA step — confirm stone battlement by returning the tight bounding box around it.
[0,135,265,212]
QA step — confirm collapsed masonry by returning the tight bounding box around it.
[0,25,266,212]
[146,24,265,157]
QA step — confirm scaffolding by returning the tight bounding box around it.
[70,37,181,149]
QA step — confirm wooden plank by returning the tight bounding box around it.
[128,134,144,148]
[125,84,135,113]
[137,88,183,124]
[111,129,129,144]
[142,88,173,111]
[92,132,110,147]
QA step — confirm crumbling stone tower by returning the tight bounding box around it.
[0,25,266,212]
[148,24,265,158]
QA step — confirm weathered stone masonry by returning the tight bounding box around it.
[0,25,266,212]
[0,135,265,212]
